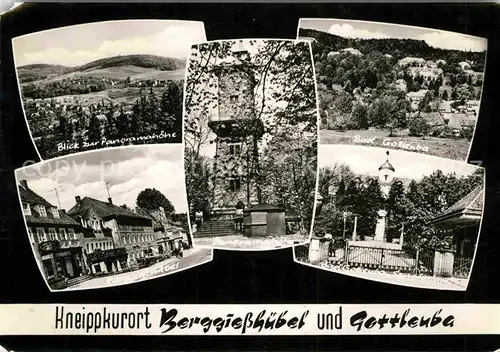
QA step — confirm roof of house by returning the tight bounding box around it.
[67,197,151,221]
[420,112,445,126]
[135,207,169,231]
[428,185,484,228]
[244,203,285,212]
[447,113,470,129]
[18,182,80,226]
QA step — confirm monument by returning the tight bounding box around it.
[374,151,395,241]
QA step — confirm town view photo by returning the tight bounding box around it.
[295,145,484,290]
[15,144,212,291]
[298,19,487,161]
[183,39,319,250]
[13,20,207,159]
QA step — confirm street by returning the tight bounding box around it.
[195,234,309,250]
[316,261,468,290]
[69,247,213,290]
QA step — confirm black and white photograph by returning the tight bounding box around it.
[15,145,212,291]
[298,19,487,161]
[12,20,207,159]
[183,39,319,250]
[295,144,485,290]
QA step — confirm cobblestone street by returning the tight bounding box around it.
[69,247,212,290]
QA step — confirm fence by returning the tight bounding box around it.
[295,244,309,263]
[453,256,473,279]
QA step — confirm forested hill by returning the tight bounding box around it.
[76,54,186,72]
[299,28,486,63]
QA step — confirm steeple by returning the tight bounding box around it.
[378,150,395,172]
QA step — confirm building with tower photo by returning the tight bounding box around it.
[15,144,213,291]
[295,144,485,290]
[183,39,319,250]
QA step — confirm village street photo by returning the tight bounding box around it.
[15,145,212,291]
[298,19,487,161]
[13,20,207,159]
[183,39,319,250]
[295,145,484,290]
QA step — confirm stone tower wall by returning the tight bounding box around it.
[217,69,256,121]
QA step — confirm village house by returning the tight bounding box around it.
[18,180,88,285]
[67,196,157,268]
[341,47,363,56]
[135,206,191,254]
[427,185,484,277]
[458,61,472,71]
[398,57,426,67]
[406,89,429,110]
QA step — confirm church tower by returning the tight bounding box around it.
[208,42,264,215]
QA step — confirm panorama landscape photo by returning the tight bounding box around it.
[13,20,206,159]
[298,19,487,161]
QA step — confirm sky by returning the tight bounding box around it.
[299,18,487,52]
[15,144,189,213]
[13,20,207,67]
[319,145,481,181]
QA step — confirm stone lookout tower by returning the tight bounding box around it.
[208,42,265,217]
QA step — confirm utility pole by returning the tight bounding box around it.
[105,181,111,199]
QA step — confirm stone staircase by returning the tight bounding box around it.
[67,275,93,287]
[193,219,236,238]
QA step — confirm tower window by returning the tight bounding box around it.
[229,178,241,192]
[228,143,242,155]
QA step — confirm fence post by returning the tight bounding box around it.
[415,248,420,274]
[380,247,384,266]
[344,240,349,265]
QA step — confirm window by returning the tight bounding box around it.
[229,94,238,104]
[51,208,60,218]
[68,228,75,239]
[229,177,241,192]
[59,228,66,240]
[37,205,47,217]
[228,143,242,156]
[27,228,34,244]
[48,228,57,241]
[22,203,32,216]
[36,228,46,242]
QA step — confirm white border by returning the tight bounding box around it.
[293,144,486,291]
[11,19,207,161]
[296,18,489,163]
[14,144,214,292]
[182,38,320,252]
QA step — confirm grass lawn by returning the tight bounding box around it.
[320,129,471,161]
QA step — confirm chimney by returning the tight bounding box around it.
[75,196,81,205]
[19,179,28,190]
[108,197,113,205]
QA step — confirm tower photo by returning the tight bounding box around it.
[183,39,319,250]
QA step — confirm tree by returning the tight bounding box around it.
[367,93,408,136]
[136,188,175,214]
[408,116,431,139]
[351,102,368,129]
[87,114,102,142]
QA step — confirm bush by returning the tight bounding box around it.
[408,117,430,138]
[460,126,474,140]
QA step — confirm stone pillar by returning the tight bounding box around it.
[433,250,455,278]
[117,259,122,271]
[112,262,117,273]
[352,216,358,241]
[308,237,329,263]
[399,225,404,249]
[374,209,387,241]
